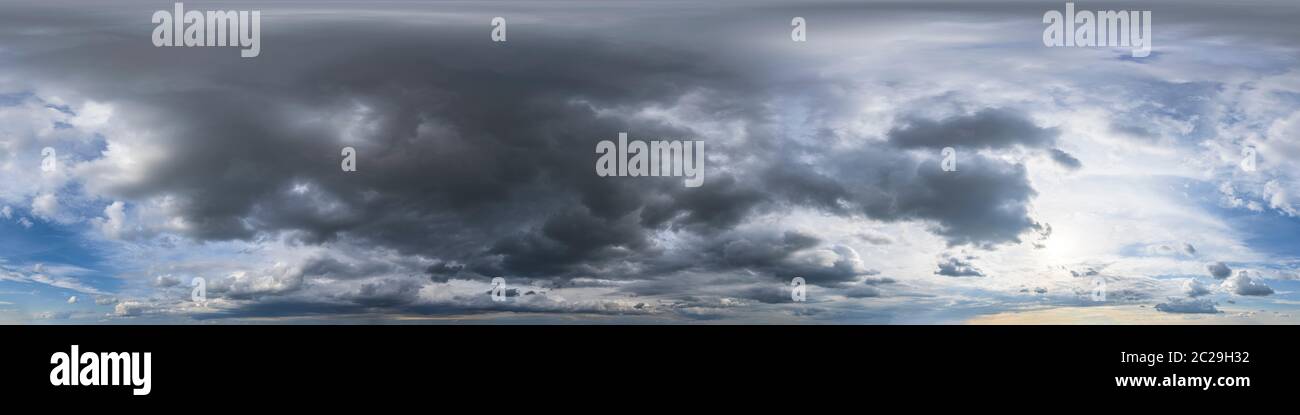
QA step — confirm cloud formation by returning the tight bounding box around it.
[1223,271,1274,296]
[1155,298,1220,314]
[0,1,1297,323]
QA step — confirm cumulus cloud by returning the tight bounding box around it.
[936,254,984,277]
[30,193,59,221]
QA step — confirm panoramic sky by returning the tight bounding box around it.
[1,0,1298,324]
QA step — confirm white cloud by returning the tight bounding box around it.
[68,101,113,128]
[94,201,127,239]
[2,1,1298,324]
[1183,279,1211,297]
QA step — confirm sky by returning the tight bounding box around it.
[1,0,1298,324]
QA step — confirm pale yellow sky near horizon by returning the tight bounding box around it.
[966,305,1300,325]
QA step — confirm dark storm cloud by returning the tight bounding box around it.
[888,108,1059,150]
[841,285,882,298]
[1104,79,1222,144]
[1206,262,1232,279]
[882,156,1044,247]
[0,1,1055,313]
[3,3,776,273]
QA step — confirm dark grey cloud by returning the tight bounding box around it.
[346,278,423,307]
[1224,271,1273,296]
[841,285,882,298]
[888,108,1059,150]
[1183,278,1211,297]
[303,256,401,280]
[1105,79,1222,145]
[1206,262,1232,279]
[936,254,984,277]
[8,0,1220,319]
[0,1,1060,308]
[152,275,180,287]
